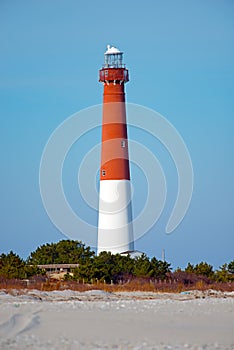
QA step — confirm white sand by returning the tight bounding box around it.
[0,290,233,349]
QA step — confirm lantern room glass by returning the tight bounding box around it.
[104,53,124,68]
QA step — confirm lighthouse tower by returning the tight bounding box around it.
[97,45,134,254]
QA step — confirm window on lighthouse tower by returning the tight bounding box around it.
[102,170,106,176]
[121,140,126,148]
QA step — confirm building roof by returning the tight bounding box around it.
[37,264,79,269]
[105,44,122,55]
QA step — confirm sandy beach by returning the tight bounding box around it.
[0,289,233,349]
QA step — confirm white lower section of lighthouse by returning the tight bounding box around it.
[97,180,134,254]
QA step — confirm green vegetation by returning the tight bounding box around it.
[183,261,234,283]
[27,240,94,265]
[185,261,214,278]
[71,251,171,283]
[0,240,233,286]
[0,251,40,279]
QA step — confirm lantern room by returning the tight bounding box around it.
[104,45,124,68]
[99,45,129,83]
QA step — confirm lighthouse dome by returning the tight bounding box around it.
[105,45,122,55]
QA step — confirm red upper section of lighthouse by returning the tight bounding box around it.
[100,45,130,181]
[99,68,129,83]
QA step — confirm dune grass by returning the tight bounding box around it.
[0,277,233,294]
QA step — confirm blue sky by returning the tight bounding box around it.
[0,0,233,269]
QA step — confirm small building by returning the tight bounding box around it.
[37,264,79,274]
[120,250,144,259]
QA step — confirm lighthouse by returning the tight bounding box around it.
[97,45,134,254]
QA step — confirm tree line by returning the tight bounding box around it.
[0,240,233,284]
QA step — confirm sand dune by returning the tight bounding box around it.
[0,290,233,349]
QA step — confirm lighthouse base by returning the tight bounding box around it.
[97,180,134,255]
